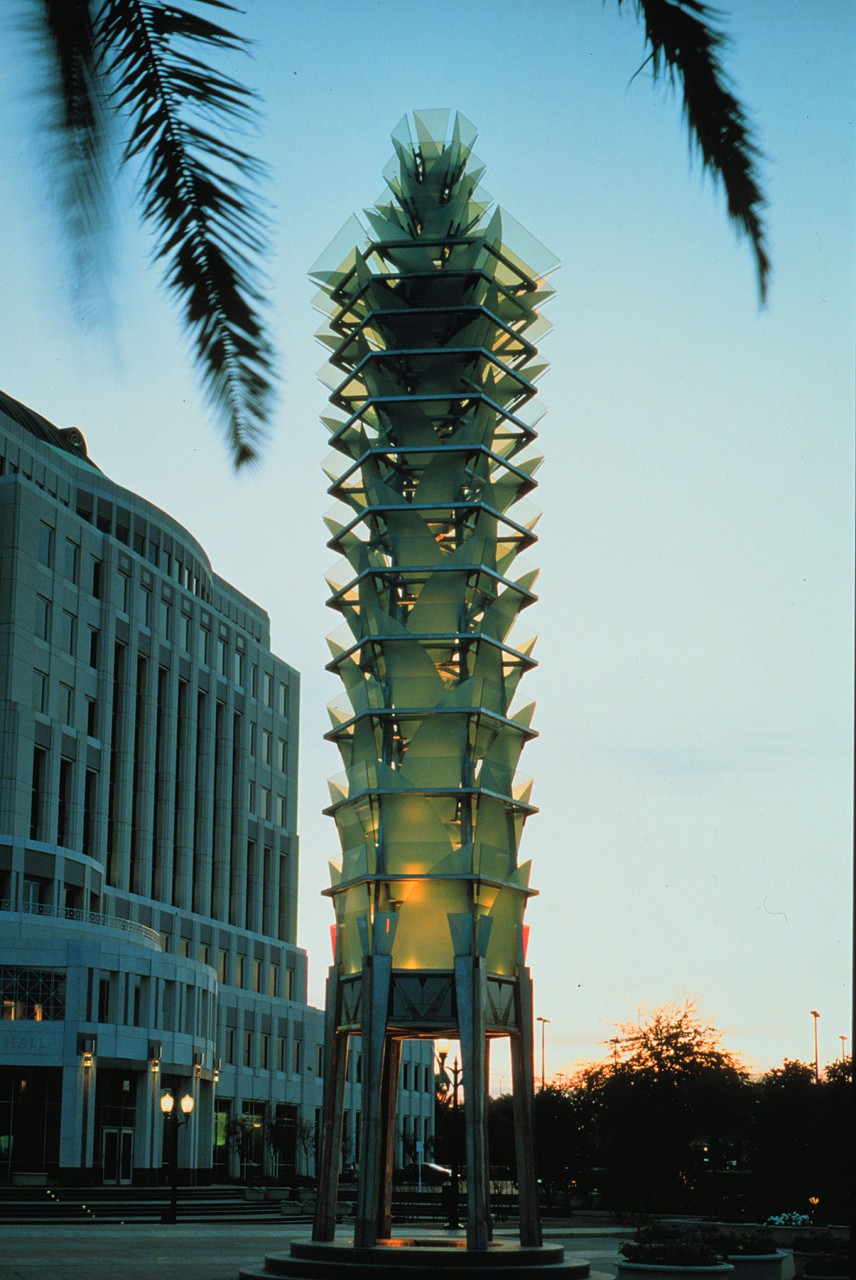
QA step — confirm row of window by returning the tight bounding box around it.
[223,1028,309,1074]
[248,782,288,826]
[92,969,213,1040]
[166,945,295,1001]
[70,493,213,605]
[37,524,103,597]
[34,554,291,716]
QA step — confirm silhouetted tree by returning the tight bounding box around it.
[568,1001,750,1215]
[750,1057,852,1222]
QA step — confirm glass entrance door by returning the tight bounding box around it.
[101,1127,134,1185]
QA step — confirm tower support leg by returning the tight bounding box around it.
[511,966,542,1247]
[313,968,348,1242]
[354,955,392,1248]
[455,956,489,1250]
[378,1036,402,1238]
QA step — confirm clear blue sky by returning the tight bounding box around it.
[0,1,852,1077]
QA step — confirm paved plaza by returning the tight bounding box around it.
[0,1222,803,1280]
[0,1222,632,1280]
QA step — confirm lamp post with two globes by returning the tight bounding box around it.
[436,1040,462,1230]
[160,1089,195,1223]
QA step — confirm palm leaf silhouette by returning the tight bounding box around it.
[24,1,769,468]
[620,0,769,302]
[32,0,275,467]
[32,0,115,326]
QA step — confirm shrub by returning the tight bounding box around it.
[715,1230,778,1255]
[620,1223,726,1267]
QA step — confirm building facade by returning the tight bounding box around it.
[0,391,433,1187]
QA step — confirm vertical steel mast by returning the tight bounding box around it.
[310,110,557,1250]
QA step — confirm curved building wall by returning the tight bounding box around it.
[0,393,433,1186]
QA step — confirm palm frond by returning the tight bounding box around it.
[98,0,276,466]
[617,0,770,303]
[28,0,115,325]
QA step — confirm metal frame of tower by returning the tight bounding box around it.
[310,110,557,1251]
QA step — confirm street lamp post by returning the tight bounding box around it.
[436,1041,462,1230]
[810,1011,820,1082]
[839,1035,847,1062]
[536,1016,550,1091]
[160,1089,195,1224]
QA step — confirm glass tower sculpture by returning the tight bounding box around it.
[310,110,557,1250]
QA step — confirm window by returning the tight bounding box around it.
[60,610,76,655]
[217,950,227,983]
[262,729,272,764]
[64,539,79,584]
[317,1045,324,1076]
[178,938,190,958]
[199,943,209,965]
[259,1034,269,1070]
[91,557,102,598]
[247,780,256,811]
[38,523,53,567]
[225,1027,235,1064]
[234,650,245,686]
[83,768,97,855]
[86,697,98,737]
[159,598,171,636]
[252,959,262,993]
[139,585,151,627]
[235,955,245,988]
[268,964,278,997]
[98,976,111,1022]
[88,627,99,668]
[249,724,257,758]
[22,878,42,908]
[0,968,66,1022]
[292,1039,302,1073]
[277,738,287,772]
[30,747,47,838]
[278,683,288,718]
[59,684,74,725]
[217,637,228,676]
[285,968,294,1001]
[35,596,50,641]
[199,627,210,664]
[260,788,271,821]
[180,612,191,652]
[403,1062,410,1091]
[263,672,273,707]
[33,670,48,715]
[244,1031,253,1066]
[251,664,258,698]
[276,795,286,827]
[119,572,130,613]
[57,758,73,846]
[277,1037,286,1072]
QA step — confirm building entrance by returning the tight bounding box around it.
[101,1127,134,1185]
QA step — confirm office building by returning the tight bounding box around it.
[0,390,433,1186]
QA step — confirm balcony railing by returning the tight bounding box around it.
[0,899,162,947]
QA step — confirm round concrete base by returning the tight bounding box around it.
[239,1236,592,1280]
